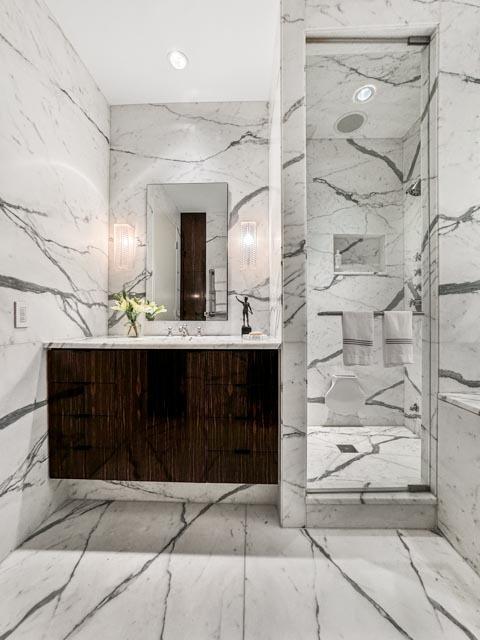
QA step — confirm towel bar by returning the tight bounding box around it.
[317,311,424,316]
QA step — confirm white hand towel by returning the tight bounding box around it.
[342,312,374,366]
[383,311,413,366]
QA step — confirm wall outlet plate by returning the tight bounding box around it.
[14,301,28,328]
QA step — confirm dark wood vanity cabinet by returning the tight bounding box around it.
[48,349,278,484]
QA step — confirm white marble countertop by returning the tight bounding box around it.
[45,335,281,350]
[439,392,480,416]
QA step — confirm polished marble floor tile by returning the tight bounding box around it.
[307,425,422,490]
[0,500,479,640]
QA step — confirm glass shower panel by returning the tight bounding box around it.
[306,40,430,492]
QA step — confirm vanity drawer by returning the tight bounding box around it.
[49,416,121,449]
[48,382,118,416]
[48,349,118,383]
[205,383,275,419]
[206,418,277,452]
[206,450,278,484]
[49,446,118,479]
[205,350,277,385]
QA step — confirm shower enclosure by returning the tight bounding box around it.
[306,37,434,493]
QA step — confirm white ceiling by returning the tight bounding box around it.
[45,0,279,105]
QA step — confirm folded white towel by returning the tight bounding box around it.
[383,311,413,366]
[342,312,374,366]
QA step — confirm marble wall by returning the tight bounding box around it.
[438,398,480,574]
[108,102,271,336]
[0,0,109,560]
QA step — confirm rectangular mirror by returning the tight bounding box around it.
[146,182,228,321]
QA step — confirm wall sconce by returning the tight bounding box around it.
[240,221,257,270]
[113,223,135,270]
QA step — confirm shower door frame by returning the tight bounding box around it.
[303,30,439,497]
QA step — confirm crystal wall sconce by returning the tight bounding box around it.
[240,221,257,270]
[113,223,135,270]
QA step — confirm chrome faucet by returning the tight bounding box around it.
[179,324,189,337]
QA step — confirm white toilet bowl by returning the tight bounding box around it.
[324,373,365,415]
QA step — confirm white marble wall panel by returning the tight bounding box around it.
[437,1,480,394]
[108,102,270,336]
[280,0,308,526]
[438,399,480,575]
[0,0,109,560]
[268,13,283,342]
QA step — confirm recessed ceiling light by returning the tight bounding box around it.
[168,50,188,70]
[353,84,376,103]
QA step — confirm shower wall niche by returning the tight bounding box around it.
[306,42,429,492]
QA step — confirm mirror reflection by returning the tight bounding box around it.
[146,182,228,321]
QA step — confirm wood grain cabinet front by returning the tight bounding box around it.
[48,348,278,484]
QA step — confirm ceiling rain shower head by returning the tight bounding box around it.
[406,179,421,196]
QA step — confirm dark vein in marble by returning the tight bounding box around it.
[313,274,342,293]
[0,503,111,640]
[57,86,109,143]
[443,69,480,85]
[312,178,399,209]
[284,301,306,327]
[22,500,112,545]
[0,433,47,499]
[148,104,268,128]
[229,186,269,228]
[397,532,479,640]
[308,350,343,367]
[346,139,403,182]
[405,368,422,395]
[229,277,270,303]
[331,57,421,88]
[308,434,411,483]
[61,486,253,638]
[420,76,438,125]
[439,280,480,295]
[283,240,305,259]
[283,97,305,123]
[0,398,47,431]
[439,204,480,235]
[385,288,405,310]
[302,530,416,640]
[0,33,108,144]
[282,14,305,24]
[112,131,267,166]
[405,143,421,183]
[283,153,305,170]
[0,274,105,336]
[439,369,480,388]
[0,197,102,292]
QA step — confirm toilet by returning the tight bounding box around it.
[324,373,365,415]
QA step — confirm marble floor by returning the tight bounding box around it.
[308,425,422,491]
[0,501,479,639]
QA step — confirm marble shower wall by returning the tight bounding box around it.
[0,0,109,561]
[306,137,407,428]
[108,102,270,336]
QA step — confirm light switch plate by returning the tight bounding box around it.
[14,301,28,328]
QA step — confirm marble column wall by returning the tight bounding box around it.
[0,0,110,561]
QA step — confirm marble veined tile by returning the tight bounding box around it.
[307,425,422,490]
[1,501,480,640]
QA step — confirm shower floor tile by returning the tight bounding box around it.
[1,500,479,640]
[307,425,422,491]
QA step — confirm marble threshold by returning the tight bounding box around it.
[0,500,479,640]
[45,335,281,350]
[439,392,480,416]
